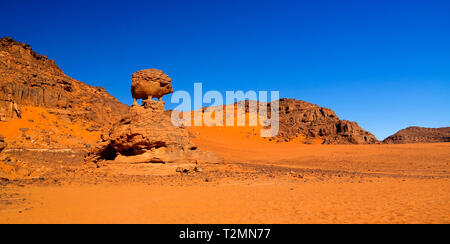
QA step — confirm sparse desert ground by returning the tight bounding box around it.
[0,138,449,224]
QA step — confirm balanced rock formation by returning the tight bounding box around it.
[0,37,128,148]
[87,71,221,165]
[131,69,174,105]
[274,99,378,144]
[384,127,450,144]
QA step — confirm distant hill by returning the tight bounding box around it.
[384,127,450,144]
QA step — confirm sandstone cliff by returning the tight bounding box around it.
[0,37,128,148]
[384,127,450,144]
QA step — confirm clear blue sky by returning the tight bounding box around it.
[1,0,449,140]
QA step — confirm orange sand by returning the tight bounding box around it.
[190,127,450,177]
[185,109,323,144]
[1,178,449,224]
[0,106,100,148]
[1,120,449,224]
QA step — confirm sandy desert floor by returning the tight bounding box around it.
[0,135,449,223]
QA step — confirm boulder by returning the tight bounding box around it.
[131,69,174,105]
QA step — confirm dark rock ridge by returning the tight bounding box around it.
[384,127,450,144]
[0,37,128,128]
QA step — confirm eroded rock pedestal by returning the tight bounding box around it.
[86,100,221,165]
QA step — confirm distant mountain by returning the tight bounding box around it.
[0,37,128,148]
[384,127,450,144]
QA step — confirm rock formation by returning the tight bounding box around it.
[0,135,6,153]
[0,134,32,181]
[384,127,450,144]
[233,98,376,144]
[131,69,174,105]
[87,71,221,165]
[195,99,378,144]
[275,99,378,144]
[0,37,128,148]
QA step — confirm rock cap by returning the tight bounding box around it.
[131,69,174,105]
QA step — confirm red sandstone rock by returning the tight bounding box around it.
[0,37,128,147]
[86,69,221,165]
[0,37,128,123]
[87,100,222,164]
[274,98,379,144]
[131,69,174,105]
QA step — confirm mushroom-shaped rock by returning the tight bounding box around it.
[131,69,174,105]
[86,70,222,165]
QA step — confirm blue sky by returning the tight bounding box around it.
[1,0,449,140]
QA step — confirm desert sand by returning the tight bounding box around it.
[1,128,449,223]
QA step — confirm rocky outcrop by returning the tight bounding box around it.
[199,98,378,144]
[0,37,128,148]
[384,127,450,144]
[0,134,32,181]
[274,99,378,144]
[87,98,221,164]
[131,69,173,105]
[0,135,6,153]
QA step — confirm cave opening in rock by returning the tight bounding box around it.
[98,143,117,161]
